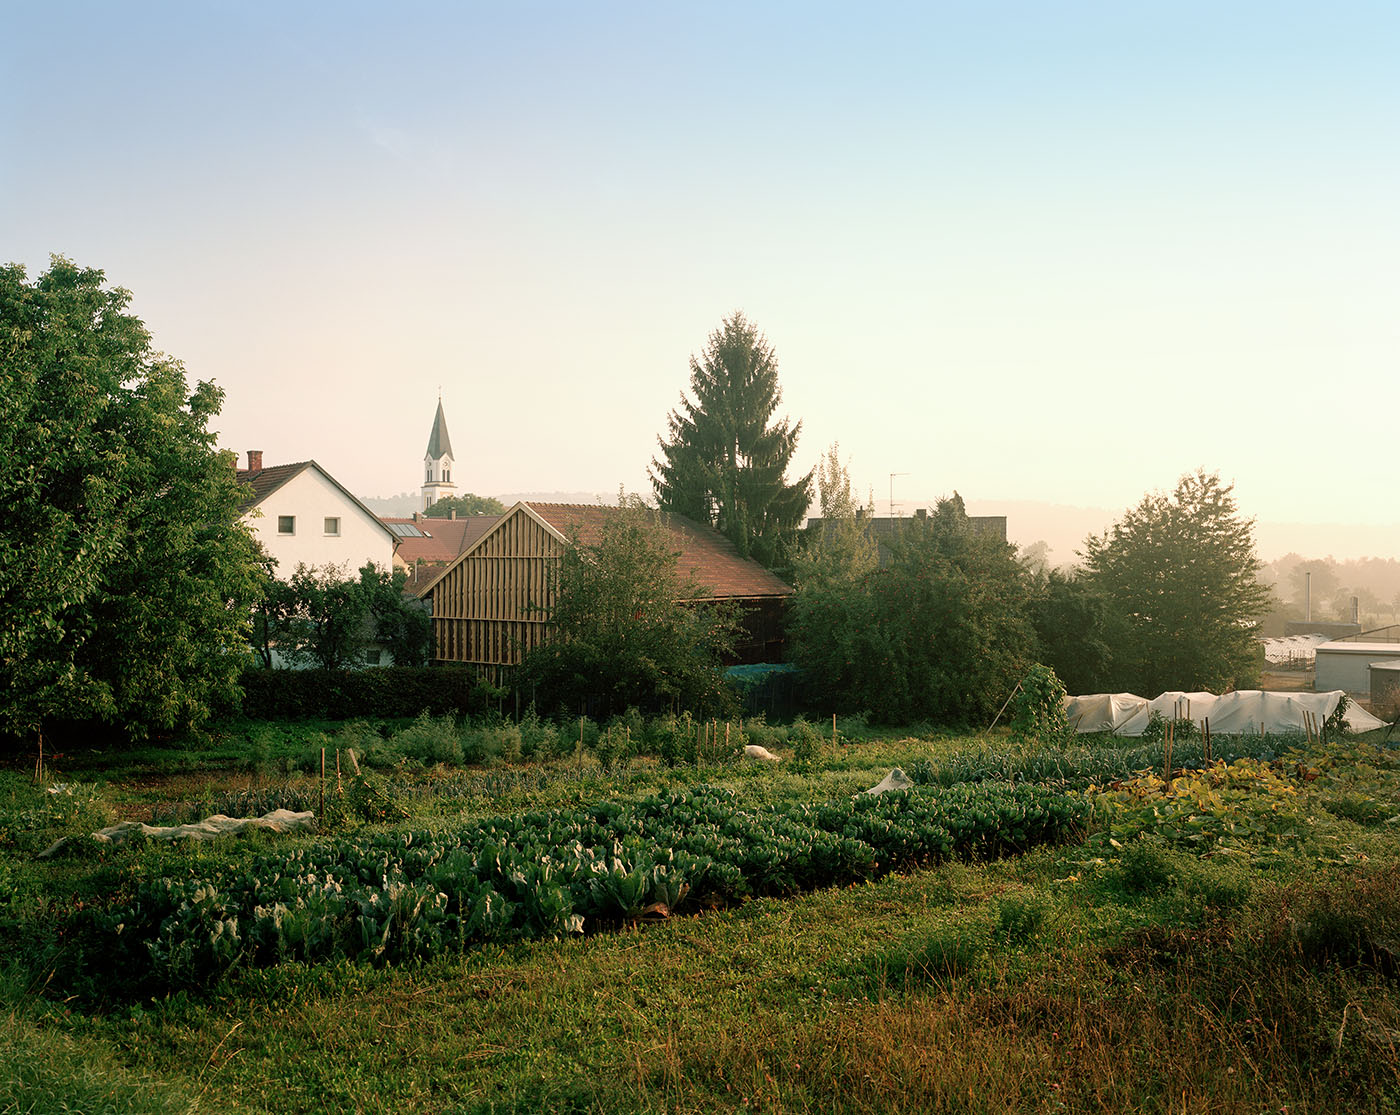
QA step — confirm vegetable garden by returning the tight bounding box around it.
[5,715,1400,1114]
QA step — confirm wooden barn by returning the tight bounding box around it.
[422,502,793,674]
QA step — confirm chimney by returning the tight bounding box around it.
[246,449,263,472]
[1352,596,1360,625]
[413,511,422,522]
[855,508,864,520]
[450,509,457,520]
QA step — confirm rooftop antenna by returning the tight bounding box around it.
[889,473,910,518]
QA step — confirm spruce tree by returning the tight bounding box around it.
[650,312,813,570]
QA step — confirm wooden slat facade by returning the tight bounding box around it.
[427,502,794,673]
[429,507,562,669]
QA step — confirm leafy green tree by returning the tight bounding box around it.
[790,494,1037,723]
[1029,569,1116,695]
[0,257,263,745]
[361,564,431,667]
[256,562,429,670]
[519,499,741,717]
[650,311,813,570]
[1081,470,1273,694]
[425,494,506,517]
[788,443,879,697]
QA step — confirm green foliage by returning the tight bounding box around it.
[1009,664,1070,743]
[1029,569,1116,694]
[1323,694,1351,741]
[237,665,493,720]
[256,562,429,670]
[58,779,1088,1001]
[0,257,264,742]
[790,495,1038,723]
[650,311,814,570]
[1081,470,1273,694]
[519,498,741,717]
[423,493,506,517]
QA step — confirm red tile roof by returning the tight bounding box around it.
[525,503,792,599]
[381,516,499,565]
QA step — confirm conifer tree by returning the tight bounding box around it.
[650,312,813,570]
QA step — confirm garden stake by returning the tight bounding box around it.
[984,682,1023,736]
[320,747,325,820]
[1164,720,1174,782]
[832,713,837,746]
[336,749,343,797]
[1204,718,1212,763]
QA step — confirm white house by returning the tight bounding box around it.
[237,451,397,578]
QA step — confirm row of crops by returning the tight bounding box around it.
[70,781,1088,1002]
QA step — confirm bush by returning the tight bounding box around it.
[1009,664,1070,743]
[396,713,463,765]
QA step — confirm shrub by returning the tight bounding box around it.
[1009,664,1070,743]
[395,713,463,765]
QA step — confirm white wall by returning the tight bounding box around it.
[244,467,395,578]
[1314,642,1400,694]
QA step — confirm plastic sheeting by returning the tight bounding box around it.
[1066,688,1386,737]
[1063,692,1147,733]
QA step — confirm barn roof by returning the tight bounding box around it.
[422,502,792,601]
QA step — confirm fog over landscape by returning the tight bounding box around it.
[4,2,1397,563]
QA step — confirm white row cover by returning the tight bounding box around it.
[1064,689,1386,737]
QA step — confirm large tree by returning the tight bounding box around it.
[519,499,740,717]
[0,257,263,745]
[1081,470,1273,694]
[650,312,813,570]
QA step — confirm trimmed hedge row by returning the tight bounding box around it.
[237,666,496,721]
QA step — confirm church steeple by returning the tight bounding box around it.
[422,398,457,511]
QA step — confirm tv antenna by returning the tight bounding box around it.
[889,473,910,518]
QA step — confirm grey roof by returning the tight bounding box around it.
[426,399,454,460]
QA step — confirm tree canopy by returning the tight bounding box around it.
[425,494,506,518]
[790,493,1037,723]
[650,312,813,571]
[253,562,430,670]
[518,499,740,717]
[1080,470,1272,694]
[0,257,263,743]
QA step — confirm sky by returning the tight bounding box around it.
[5,2,1398,563]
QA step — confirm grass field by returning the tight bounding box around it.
[4,720,1399,1114]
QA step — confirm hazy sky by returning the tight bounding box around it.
[5,2,1397,560]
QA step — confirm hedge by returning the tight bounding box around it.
[237,666,496,721]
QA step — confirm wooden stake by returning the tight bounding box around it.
[832,713,838,745]
[336,749,343,796]
[319,747,326,819]
[1164,720,1174,782]
[1204,718,1212,763]
[984,682,1023,736]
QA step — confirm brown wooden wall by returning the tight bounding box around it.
[430,509,562,667]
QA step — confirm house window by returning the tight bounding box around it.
[277,515,295,535]
[324,517,340,536]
